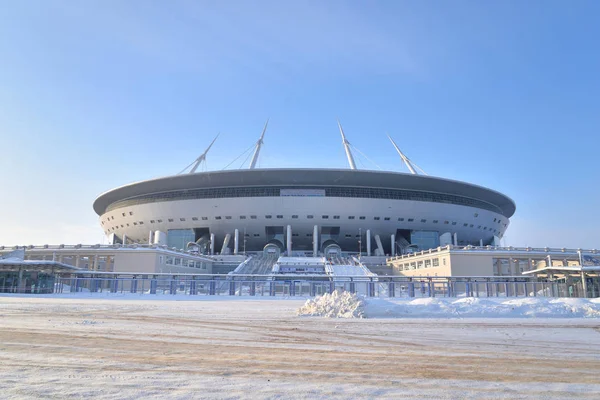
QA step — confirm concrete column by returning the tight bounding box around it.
[153,231,167,246]
[479,239,483,247]
[508,258,515,276]
[286,225,292,256]
[123,235,128,245]
[210,233,215,255]
[581,271,588,298]
[94,254,99,271]
[148,231,154,245]
[374,234,384,256]
[366,229,371,256]
[75,255,80,268]
[391,234,396,257]
[547,255,553,268]
[313,225,318,257]
[234,229,239,255]
[222,234,231,255]
[578,250,584,266]
[453,232,458,246]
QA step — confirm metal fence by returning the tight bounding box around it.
[51,274,592,298]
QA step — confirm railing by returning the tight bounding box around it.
[47,274,594,298]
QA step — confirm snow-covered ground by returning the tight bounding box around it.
[1,295,600,399]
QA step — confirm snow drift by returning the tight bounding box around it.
[297,290,365,318]
[298,293,600,318]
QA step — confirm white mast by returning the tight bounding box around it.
[387,134,417,175]
[337,120,357,170]
[249,119,268,169]
[189,133,219,173]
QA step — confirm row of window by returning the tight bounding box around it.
[104,215,504,235]
[104,186,507,216]
[397,258,447,271]
[164,256,207,269]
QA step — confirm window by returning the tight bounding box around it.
[292,215,298,219]
[417,261,424,269]
[474,213,479,217]
[215,216,221,220]
[433,258,439,267]
[433,220,439,224]
[306,233,313,237]
[191,217,198,221]
[384,217,390,221]
[420,219,426,223]
[240,216,246,219]
[133,222,138,226]
[451,222,457,225]
[444,221,449,224]
[307,215,314,219]
[408,218,414,222]
[348,216,355,220]
[359,216,365,220]
[111,216,114,220]
[250,215,257,219]
[425,259,431,268]
[333,215,340,219]
[168,218,174,222]
[139,221,144,225]
[443,258,447,266]
[292,233,299,237]
[129,212,133,216]
[374,217,380,221]
[345,234,352,237]
[180,218,186,222]
[225,216,232,220]
[398,218,404,221]
[469,224,474,228]
[150,220,155,223]
[253,233,260,237]
[493,218,497,222]
[322,215,329,219]
[477,225,481,229]
[276,215,283,219]
[201,217,208,221]
[265,215,272,219]
[126,223,130,227]
[122,213,126,217]
[174,258,181,266]
[463,223,468,227]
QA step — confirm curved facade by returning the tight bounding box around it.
[94,169,515,255]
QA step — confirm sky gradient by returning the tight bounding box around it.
[0,1,599,248]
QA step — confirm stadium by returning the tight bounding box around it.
[93,123,516,260]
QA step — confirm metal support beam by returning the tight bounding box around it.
[249,119,268,169]
[366,229,371,256]
[337,120,357,170]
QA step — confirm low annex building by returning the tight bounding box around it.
[387,245,600,277]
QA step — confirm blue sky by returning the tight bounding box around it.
[0,0,598,248]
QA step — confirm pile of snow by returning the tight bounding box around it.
[299,295,600,318]
[298,290,365,318]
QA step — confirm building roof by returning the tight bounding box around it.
[94,168,516,217]
[0,259,82,273]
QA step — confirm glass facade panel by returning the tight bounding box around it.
[167,229,195,251]
[410,231,440,251]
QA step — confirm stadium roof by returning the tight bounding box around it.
[94,168,516,217]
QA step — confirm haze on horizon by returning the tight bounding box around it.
[0,1,598,249]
